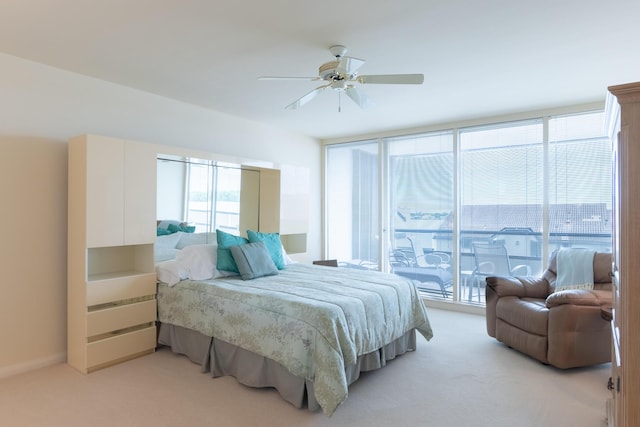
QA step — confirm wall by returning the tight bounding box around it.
[0,52,321,377]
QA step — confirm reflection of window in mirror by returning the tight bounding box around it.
[157,155,259,237]
[185,160,213,233]
[210,165,241,234]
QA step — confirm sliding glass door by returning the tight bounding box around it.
[458,120,544,303]
[324,109,612,306]
[548,112,612,253]
[387,132,455,299]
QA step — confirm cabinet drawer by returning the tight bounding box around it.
[87,273,156,306]
[87,326,156,370]
[87,299,156,337]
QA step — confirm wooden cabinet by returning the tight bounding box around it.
[606,82,640,427]
[68,135,157,373]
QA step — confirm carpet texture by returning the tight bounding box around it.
[0,308,610,427]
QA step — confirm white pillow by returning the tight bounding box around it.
[282,246,296,265]
[154,247,179,263]
[175,231,217,249]
[156,232,183,249]
[154,232,184,262]
[176,244,217,280]
[156,260,189,287]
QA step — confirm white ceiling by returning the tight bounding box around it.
[1,0,639,140]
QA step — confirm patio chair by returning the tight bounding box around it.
[467,242,530,302]
[391,249,453,298]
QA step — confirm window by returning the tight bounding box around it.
[548,111,611,253]
[459,120,544,302]
[325,140,379,270]
[387,132,454,298]
[324,109,612,306]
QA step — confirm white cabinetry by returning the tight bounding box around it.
[254,165,309,261]
[606,82,640,427]
[84,135,156,247]
[68,134,157,373]
[279,165,309,262]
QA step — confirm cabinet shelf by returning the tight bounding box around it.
[88,270,152,283]
[87,244,154,279]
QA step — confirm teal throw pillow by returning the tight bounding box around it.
[216,229,248,273]
[168,223,196,233]
[230,241,278,280]
[247,230,285,270]
[157,227,172,236]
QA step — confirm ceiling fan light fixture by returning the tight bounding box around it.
[331,80,347,91]
[319,61,340,80]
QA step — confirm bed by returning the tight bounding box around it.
[154,232,433,416]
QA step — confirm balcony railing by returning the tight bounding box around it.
[389,227,612,304]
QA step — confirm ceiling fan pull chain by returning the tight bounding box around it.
[338,91,342,113]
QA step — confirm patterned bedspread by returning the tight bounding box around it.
[157,263,433,415]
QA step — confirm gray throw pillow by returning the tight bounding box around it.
[230,241,279,280]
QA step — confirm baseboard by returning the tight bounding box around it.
[0,352,67,380]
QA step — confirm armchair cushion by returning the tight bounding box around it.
[497,297,548,336]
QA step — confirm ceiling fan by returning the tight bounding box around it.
[258,45,424,111]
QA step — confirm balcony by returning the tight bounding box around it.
[390,227,611,305]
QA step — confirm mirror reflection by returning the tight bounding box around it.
[155,154,260,262]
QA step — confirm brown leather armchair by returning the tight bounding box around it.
[485,251,612,369]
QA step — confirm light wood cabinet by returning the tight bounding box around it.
[68,135,157,373]
[257,167,281,233]
[606,82,640,427]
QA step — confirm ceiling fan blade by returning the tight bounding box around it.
[357,74,424,84]
[336,56,365,76]
[258,76,318,81]
[345,86,374,109]
[285,85,329,110]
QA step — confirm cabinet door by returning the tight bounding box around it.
[240,168,260,233]
[86,136,125,248]
[280,165,309,234]
[124,141,156,245]
[258,168,281,233]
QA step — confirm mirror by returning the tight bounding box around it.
[155,154,260,259]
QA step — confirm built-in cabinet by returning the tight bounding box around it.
[279,165,310,262]
[253,164,310,261]
[68,135,157,373]
[69,134,310,372]
[606,82,640,427]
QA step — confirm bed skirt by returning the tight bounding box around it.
[157,322,417,412]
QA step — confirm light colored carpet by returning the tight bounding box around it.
[0,308,610,427]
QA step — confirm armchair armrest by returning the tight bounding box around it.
[546,289,613,309]
[485,275,548,338]
[485,275,550,299]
